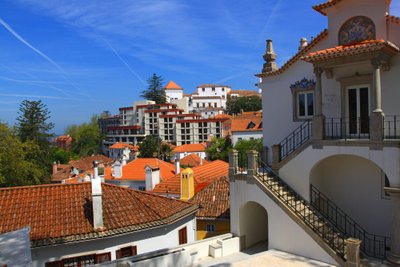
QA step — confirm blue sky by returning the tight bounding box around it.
[0,1,399,134]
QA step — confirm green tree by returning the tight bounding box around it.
[234,138,263,157]
[66,115,104,157]
[226,95,262,115]
[206,137,232,162]
[16,100,54,143]
[138,135,161,158]
[50,147,77,164]
[0,123,49,187]
[141,73,166,104]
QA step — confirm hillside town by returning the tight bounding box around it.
[1,0,400,266]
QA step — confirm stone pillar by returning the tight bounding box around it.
[271,144,280,172]
[228,150,238,181]
[345,238,361,267]
[247,150,258,178]
[313,67,325,141]
[384,187,400,265]
[370,59,385,141]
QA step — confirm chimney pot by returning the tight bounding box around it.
[92,162,104,230]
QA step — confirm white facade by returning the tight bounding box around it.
[31,215,196,266]
[189,84,231,113]
[231,131,263,145]
[175,151,207,160]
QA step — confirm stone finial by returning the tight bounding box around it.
[298,37,308,51]
[262,39,278,73]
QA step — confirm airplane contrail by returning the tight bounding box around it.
[0,17,89,99]
[0,93,71,99]
[102,38,147,86]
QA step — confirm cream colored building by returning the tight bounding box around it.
[230,0,400,266]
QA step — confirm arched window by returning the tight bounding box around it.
[338,16,376,45]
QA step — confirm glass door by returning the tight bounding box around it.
[347,86,369,136]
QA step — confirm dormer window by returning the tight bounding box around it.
[247,122,256,129]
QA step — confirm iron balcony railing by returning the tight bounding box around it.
[384,115,400,139]
[310,184,390,260]
[279,120,312,161]
[255,158,347,260]
[325,117,370,139]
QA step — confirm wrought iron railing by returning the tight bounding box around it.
[279,120,312,161]
[310,184,390,259]
[325,117,370,139]
[236,152,248,173]
[255,158,346,260]
[384,115,400,139]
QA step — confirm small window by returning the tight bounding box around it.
[138,186,145,191]
[202,88,205,92]
[116,246,137,259]
[297,92,314,118]
[206,224,215,232]
[212,87,215,91]
[179,227,188,244]
[222,88,225,91]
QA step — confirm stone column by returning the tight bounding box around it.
[384,187,400,265]
[228,149,238,181]
[370,59,384,141]
[345,238,361,267]
[271,144,281,172]
[247,150,258,179]
[313,67,325,141]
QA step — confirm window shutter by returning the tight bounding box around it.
[131,246,137,256]
[116,249,122,259]
[95,252,111,263]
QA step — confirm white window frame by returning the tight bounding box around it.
[296,91,314,119]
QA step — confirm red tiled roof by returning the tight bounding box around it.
[212,114,232,119]
[180,154,208,167]
[257,29,328,77]
[105,158,177,181]
[152,160,228,195]
[52,155,114,182]
[174,143,207,153]
[164,80,183,90]
[302,40,400,63]
[386,14,400,24]
[119,106,134,111]
[0,183,197,247]
[191,177,230,220]
[109,142,138,151]
[230,115,263,132]
[312,0,342,15]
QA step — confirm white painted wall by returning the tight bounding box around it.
[230,178,338,265]
[166,89,183,101]
[310,154,392,236]
[232,131,263,145]
[31,214,196,267]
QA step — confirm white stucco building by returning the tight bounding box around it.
[229,0,400,266]
[0,165,197,267]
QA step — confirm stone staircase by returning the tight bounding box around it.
[254,165,347,263]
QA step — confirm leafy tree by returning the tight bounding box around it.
[226,95,262,115]
[206,136,233,162]
[66,115,104,157]
[138,135,161,158]
[16,100,54,144]
[0,123,49,187]
[50,148,77,164]
[234,138,263,160]
[141,73,166,104]
[159,142,173,161]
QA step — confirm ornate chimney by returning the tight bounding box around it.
[298,37,308,51]
[262,39,278,73]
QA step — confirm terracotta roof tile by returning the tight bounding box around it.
[164,80,183,90]
[180,154,208,167]
[190,177,230,220]
[312,0,342,15]
[257,29,328,77]
[173,143,207,153]
[386,14,400,24]
[152,160,228,195]
[302,40,400,63]
[211,114,232,119]
[0,183,197,247]
[105,158,177,181]
[109,142,138,151]
[230,114,263,132]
